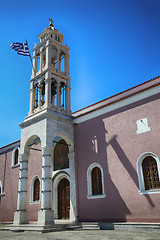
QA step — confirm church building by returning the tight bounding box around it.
[1,20,160,228]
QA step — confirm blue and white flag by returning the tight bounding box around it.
[10,42,30,56]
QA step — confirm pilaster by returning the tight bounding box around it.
[45,39,51,69]
[68,151,77,222]
[29,81,35,115]
[57,81,61,109]
[45,73,52,108]
[38,146,54,225]
[13,153,29,225]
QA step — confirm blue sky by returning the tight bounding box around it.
[1,0,160,147]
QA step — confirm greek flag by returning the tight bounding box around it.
[10,42,30,56]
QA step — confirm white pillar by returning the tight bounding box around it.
[40,48,43,72]
[57,81,61,109]
[13,153,29,225]
[65,48,69,77]
[45,40,51,69]
[45,73,52,108]
[38,146,54,225]
[57,50,60,73]
[31,53,38,78]
[68,151,77,222]
[38,83,42,109]
[64,79,71,114]
[29,81,35,115]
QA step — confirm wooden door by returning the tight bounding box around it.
[58,178,70,219]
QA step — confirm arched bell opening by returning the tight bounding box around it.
[51,45,58,71]
[41,47,46,70]
[51,79,57,107]
[60,82,66,109]
[60,51,65,73]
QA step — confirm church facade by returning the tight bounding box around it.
[1,21,160,225]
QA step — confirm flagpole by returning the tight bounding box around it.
[25,39,34,72]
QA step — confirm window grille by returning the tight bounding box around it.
[91,167,102,195]
[142,156,160,190]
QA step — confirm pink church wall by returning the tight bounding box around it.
[75,93,160,223]
[0,146,19,222]
[26,144,42,222]
[0,143,42,223]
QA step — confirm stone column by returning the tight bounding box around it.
[13,153,29,225]
[57,81,61,109]
[45,40,51,69]
[45,72,52,108]
[31,52,38,78]
[57,50,60,73]
[68,151,77,222]
[65,48,69,77]
[38,146,54,225]
[40,48,43,72]
[29,80,35,115]
[65,82,71,114]
[38,83,42,110]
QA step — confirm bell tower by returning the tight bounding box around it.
[13,20,77,227]
[29,18,71,116]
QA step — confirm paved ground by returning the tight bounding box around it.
[0,230,160,240]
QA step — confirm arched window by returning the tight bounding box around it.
[87,163,106,199]
[33,178,40,201]
[12,147,20,167]
[54,139,69,171]
[30,176,40,203]
[142,156,160,190]
[91,167,103,195]
[137,153,160,194]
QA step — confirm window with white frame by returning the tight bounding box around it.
[137,152,160,194]
[30,176,40,203]
[87,163,106,199]
[12,147,20,167]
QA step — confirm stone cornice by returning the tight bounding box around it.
[20,108,73,129]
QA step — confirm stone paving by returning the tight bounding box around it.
[0,230,160,240]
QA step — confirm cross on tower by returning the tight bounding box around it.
[49,18,54,28]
